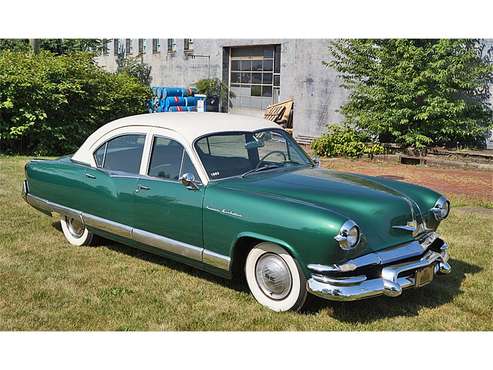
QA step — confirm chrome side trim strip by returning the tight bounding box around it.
[82,213,132,240]
[132,228,203,261]
[202,249,231,270]
[24,192,231,270]
[26,193,81,220]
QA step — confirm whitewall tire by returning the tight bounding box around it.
[245,242,308,312]
[60,215,93,246]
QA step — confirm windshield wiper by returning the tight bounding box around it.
[241,164,282,178]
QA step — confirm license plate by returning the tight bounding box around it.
[415,265,435,288]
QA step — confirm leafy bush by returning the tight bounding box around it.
[0,51,152,155]
[193,78,235,109]
[311,124,385,158]
[327,39,493,149]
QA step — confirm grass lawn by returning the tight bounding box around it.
[0,155,492,330]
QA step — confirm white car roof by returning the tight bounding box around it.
[71,112,280,166]
[93,112,278,141]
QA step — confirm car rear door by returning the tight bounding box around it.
[83,133,147,228]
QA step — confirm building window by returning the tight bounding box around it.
[125,39,132,54]
[152,39,160,54]
[102,39,109,56]
[184,38,193,54]
[113,39,119,56]
[167,38,176,54]
[138,39,146,54]
[229,45,277,101]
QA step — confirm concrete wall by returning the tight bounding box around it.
[95,39,348,141]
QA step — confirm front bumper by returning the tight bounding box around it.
[306,235,451,302]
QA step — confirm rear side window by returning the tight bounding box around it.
[148,137,199,182]
[94,134,146,174]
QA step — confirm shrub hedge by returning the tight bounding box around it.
[0,51,152,155]
[311,124,385,158]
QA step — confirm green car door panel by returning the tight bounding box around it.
[132,177,204,248]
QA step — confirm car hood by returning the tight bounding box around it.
[215,166,437,252]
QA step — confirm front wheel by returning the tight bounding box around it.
[245,242,308,312]
[60,215,94,246]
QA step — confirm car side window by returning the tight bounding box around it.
[93,134,146,174]
[148,137,200,182]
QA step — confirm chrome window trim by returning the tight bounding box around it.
[23,193,229,270]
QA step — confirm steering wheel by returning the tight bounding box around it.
[256,151,287,169]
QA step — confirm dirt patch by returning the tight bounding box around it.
[321,158,493,202]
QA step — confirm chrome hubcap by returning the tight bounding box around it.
[66,216,84,238]
[255,253,292,300]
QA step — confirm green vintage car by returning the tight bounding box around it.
[22,113,451,311]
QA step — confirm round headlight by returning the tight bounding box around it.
[432,197,450,221]
[334,220,361,250]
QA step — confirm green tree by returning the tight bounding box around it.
[327,39,493,149]
[0,39,106,54]
[116,55,152,86]
[0,39,30,52]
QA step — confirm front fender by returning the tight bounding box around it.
[203,184,361,277]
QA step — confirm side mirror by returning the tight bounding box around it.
[179,173,199,190]
[312,157,321,167]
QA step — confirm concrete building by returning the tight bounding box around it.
[95,39,348,142]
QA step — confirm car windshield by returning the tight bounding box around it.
[194,129,311,180]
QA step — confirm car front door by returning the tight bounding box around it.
[132,135,204,250]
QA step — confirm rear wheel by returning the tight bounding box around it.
[60,216,93,246]
[245,242,308,312]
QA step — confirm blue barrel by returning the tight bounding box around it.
[168,106,197,112]
[165,96,198,108]
[161,87,185,97]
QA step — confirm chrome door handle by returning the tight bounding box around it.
[85,173,96,179]
[137,185,150,191]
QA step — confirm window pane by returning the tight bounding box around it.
[231,60,240,71]
[231,72,241,83]
[252,73,262,84]
[195,134,250,179]
[262,86,272,97]
[103,134,145,174]
[262,73,272,84]
[94,143,106,167]
[240,60,252,71]
[263,60,273,71]
[195,130,310,180]
[180,152,200,183]
[252,60,262,71]
[274,75,280,87]
[240,72,251,84]
[148,137,184,181]
[251,85,261,96]
[274,45,281,73]
[263,48,274,58]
